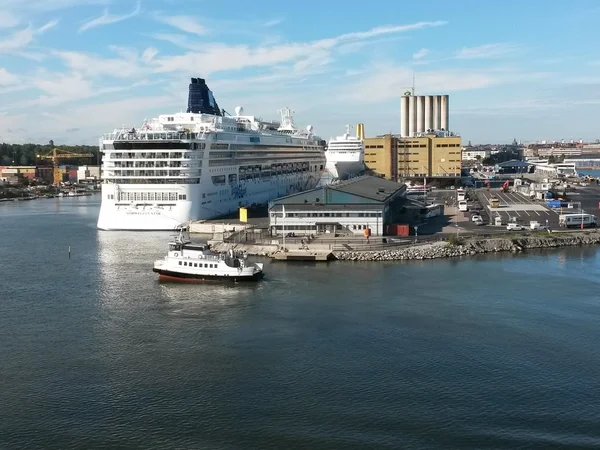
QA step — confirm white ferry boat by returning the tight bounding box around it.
[97,78,326,230]
[322,125,365,183]
[153,232,264,282]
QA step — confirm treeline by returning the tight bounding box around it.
[0,143,100,166]
[482,150,522,166]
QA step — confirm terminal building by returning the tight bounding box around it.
[268,176,408,236]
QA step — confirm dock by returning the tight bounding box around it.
[272,250,333,261]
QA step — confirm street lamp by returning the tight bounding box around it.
[414,225,419,243]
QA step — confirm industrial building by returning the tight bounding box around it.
[268,176,407,236]
[400,94,449,138]
[363,92,461,182]
[364,131,462,181]
[494,160,533,174]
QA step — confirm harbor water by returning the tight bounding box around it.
[1,196,600,449]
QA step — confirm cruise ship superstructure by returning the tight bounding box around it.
[97,78,326,230]
[323,124,365,183]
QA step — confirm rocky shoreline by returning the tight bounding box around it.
[332,232,600,261]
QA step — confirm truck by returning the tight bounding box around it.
[529,220,549,231]
[457,188,466,201]
[558,213,597,228]
[458,200,468,212]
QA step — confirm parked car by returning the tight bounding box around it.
[471,214,482,222]
[506,223,526,231]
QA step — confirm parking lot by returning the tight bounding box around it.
[476,190,560,227]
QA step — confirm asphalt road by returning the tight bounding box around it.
[476,189,561,228]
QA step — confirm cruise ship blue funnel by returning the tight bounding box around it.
[187,78,222,116]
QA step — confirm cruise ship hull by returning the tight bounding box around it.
[325,160,365,180]
[97,173,320,230]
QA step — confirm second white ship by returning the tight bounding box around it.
[97,78,326,230]
[322,124,365,184]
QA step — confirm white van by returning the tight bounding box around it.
[457,189,466,201]
[458,201,468,212]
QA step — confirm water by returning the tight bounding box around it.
[1,197,600,449]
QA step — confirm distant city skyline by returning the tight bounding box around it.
[1,0,600,145]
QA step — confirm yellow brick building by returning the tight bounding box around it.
[364,132,461,180]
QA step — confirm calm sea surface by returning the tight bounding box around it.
[1,196,600,449]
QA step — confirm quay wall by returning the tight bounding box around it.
[207,232,600,261]
[333,232,600,261]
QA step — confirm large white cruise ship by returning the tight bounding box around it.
[97,78,326,230]
[322,124,365,183]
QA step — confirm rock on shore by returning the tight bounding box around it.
[332,232,600,262]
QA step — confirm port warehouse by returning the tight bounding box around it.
[268,175,436,236]
[363,132,462,183]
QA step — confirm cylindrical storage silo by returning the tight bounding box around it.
[416,96,425,134]
[441,95,449,131]
[400,96,409,137]
[433,95,442,130]
[424,95,433,131]
[408,95,416,137]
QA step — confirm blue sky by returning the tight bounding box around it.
[1,0,600,145]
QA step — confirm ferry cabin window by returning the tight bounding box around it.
[179,261,182,265]
[178,194,187,200]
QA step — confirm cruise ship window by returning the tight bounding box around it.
[194,263,198,267]
[179,261,182,265]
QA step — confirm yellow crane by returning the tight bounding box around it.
[36,141,94,185]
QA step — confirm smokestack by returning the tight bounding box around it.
[416,96,425,134]
[400,96,409,137]
[441,95,449,131]
[433,95,441,130]
[408,95,416,137]
[356,123,365,140]
[187,77,222,116]
[424,96,433,131]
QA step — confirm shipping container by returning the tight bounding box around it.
[395,224,410,236]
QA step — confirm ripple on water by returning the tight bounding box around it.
[1,199,600,449]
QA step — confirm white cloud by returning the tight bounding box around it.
[339,65,549,103]
[0,11,19,28]
[142,47,158,63]
[53,49,148,78]
[0,68,19,85]
[412,48,430,60]
[79,1,140,33]
[263,18,283,27]
[37,19,59,33]
[155,15,209,35]
[455,43,521,59]
[0,20,56,53]
[150,21,447,75]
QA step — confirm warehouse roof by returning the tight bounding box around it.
[327,175,406,202]
[270,175,406,206]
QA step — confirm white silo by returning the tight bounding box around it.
[408,95,416,137]
[416,96,425,133]
[441,95,449,131]
[424,95,433,131]
[432,95,441,130]
[400,95,410,137]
